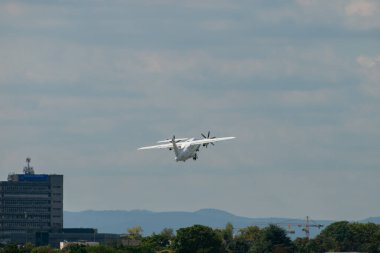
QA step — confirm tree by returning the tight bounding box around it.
[127,226,144,240]
[18,243,34,253]
[351,222,380,252]
[140,233,172,252]
[227,225,261,253]
[248,225,293,253]
[65,244,87,253]
[160,228,174,240]
[1,244,20,253]
[314,221,380,253]
[172,225,226,253]
[215,223,234,252]
[237,226,261,243]
[293,238,312,253]
[223,223,234,244]
[86,245,117,253]
[30,246,55,253]
[318,221,353,251]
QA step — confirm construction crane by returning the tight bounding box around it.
[233,216,324,240]
[286,216,324,239]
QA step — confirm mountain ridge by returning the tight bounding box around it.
[64,209,378,239]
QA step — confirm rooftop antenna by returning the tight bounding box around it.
[23,157,35,175]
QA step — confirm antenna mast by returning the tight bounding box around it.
[23,157,35,175]
[305,216,310,239]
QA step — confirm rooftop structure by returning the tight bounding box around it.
[23,157,35,175]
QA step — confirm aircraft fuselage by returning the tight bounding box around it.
[175,144,200,162]
[172,138,200,162]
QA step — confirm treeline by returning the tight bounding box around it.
[1,221,380,253]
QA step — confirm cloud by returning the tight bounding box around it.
[294,0,380,31]
[183,0,238,10]
[345,0,378,16]
[357,55,379,68]
[277,89,338,106]
[343,0,380,30]
[0,2,26,16]
[357,55,380,97]
[0,0,379,220]
[295,0,313,7]
[63,117,117,135]
[201,19,238,32]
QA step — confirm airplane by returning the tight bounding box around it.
[138,131,235,162]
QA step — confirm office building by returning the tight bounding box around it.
[0,158,63,244]
[0,158,119,247]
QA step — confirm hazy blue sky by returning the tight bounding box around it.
[1,0,379,220]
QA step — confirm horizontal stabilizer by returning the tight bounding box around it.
[157,138,188,143]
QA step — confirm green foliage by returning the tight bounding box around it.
[225,225,261,253]
[30,246,55,253]
[1,244,20,253]
[2,221,380,253]
[86,245,117,253]
[127,226,144,240]
[172,225,226,253]
[237,226,261,243]
[293,238,316,253]
[223,223,234,244]
[215,223,235,252]
[313,221,380,253]
[141,234,170,251]
[121,227,174,253]
[17,243,34,253]
[65,244,87,253]
[248,225,293,253]
[159,228,174,240]
[0,245,56,253]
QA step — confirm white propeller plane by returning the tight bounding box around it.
[138,131,235,162]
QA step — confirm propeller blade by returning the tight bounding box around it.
[201,131,215,148]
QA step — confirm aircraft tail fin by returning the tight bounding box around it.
[172,136,180,157]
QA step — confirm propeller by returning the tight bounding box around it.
[201,131,216,148]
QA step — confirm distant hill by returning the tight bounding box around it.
[64,209,334,238]
[360,217,380,223]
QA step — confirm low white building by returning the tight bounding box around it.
[59,241,99,250]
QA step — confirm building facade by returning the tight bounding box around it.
[0,160,63,244]
[0,159,119,247]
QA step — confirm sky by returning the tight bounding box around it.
[0,0,379,221]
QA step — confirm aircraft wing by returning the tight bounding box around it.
[187,137,236,146]
[138,136,235,150]
[138,143,173,150]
